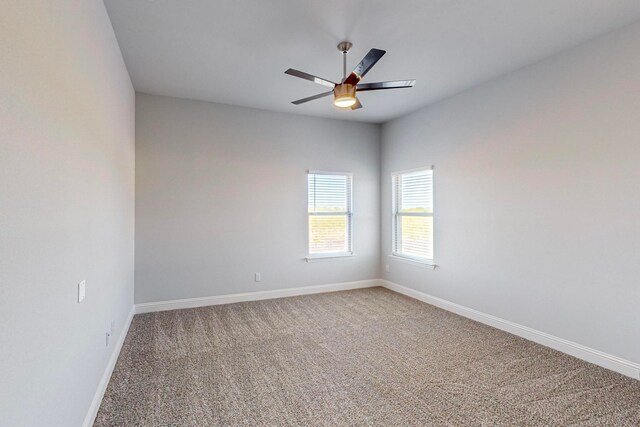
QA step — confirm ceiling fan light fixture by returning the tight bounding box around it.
[333,83,356,108]
[334,96,356,108]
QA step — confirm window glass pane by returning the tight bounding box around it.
[399,170,433,214]
[399,215,433,260]
[309,215,348,254]
[308,172,352,255]
[308,174,349,213]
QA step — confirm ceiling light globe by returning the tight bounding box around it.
[334,96,357,108]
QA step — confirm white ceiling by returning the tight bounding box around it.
[104,0,640,123]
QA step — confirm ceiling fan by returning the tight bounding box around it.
[285,41,416,110]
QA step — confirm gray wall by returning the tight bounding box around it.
[381,22,640,364]
[0,1,135,426]
[135,94,380,303]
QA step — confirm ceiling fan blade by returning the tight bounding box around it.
[291,90,333,105]
[357,80,416,91]
[343,48,386,85]
[351,97,362,110]
[285,69,336,88]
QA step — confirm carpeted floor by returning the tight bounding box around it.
[95,287,640,426]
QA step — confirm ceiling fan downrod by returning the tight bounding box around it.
[337,41,352,81]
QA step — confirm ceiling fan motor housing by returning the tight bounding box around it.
[333,83,356,107]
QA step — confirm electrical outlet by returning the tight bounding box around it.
[385,264,390,273]
[78,280,86,303]
[255,273,261,282]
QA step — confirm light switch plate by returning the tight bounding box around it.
[255,273,261,282]
[78,280,86,303]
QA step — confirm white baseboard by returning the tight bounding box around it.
[135,279,381,314]
[83,306,135,427]
[380,280,640,380]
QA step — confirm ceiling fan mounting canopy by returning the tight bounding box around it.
[284,41,415,111]
[337,41,352,53]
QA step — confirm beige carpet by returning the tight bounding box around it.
[95,287,640,426]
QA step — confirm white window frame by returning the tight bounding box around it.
[391,166,434,266]
[307,171,353,260]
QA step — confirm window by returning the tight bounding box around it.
[307,172,353,258]
[392,168,434,264]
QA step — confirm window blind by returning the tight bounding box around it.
[308,172,352,256]
[392,169,433,262]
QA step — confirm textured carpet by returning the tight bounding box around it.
[95,287,640,426]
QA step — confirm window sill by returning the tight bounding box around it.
[306,253,354,262]
[388,255,436,269]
